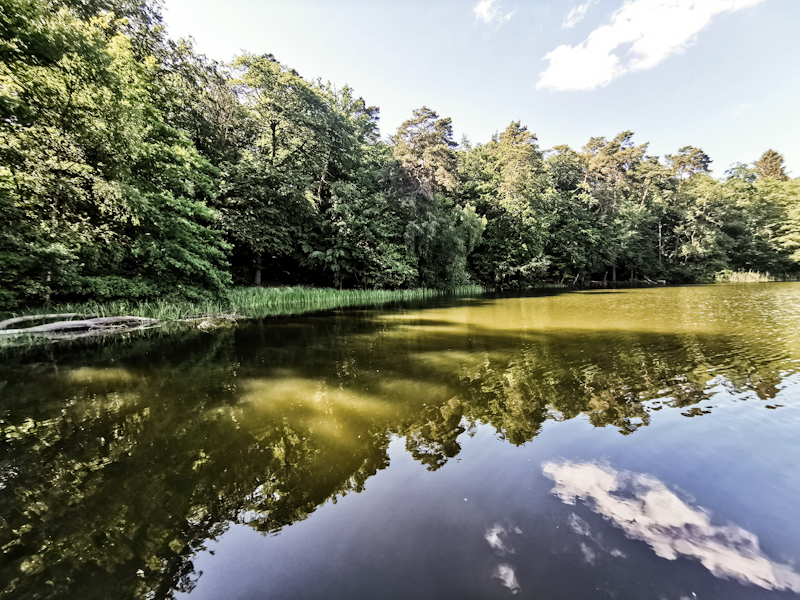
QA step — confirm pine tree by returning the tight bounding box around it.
[755,149,789,181]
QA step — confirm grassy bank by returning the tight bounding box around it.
[0,285,487,324]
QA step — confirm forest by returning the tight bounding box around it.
[2,0,799,310]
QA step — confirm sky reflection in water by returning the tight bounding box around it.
[544,461,800,593]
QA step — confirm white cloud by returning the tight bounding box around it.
[543,461,800,592]
[563,0,599,29]
[539,0,766,91]
[474,0,514,27]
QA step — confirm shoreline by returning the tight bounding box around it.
[2,276,796,346]
[0,286,486,345]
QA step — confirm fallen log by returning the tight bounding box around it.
[0,313,96,330]
[0,316,158,335]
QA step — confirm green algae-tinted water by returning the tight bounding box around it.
[2,284,800,599]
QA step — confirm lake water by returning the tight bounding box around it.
[2,284,800,599]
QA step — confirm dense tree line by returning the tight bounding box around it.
[2,0,799,309]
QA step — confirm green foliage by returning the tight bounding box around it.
[0,286,486,332]
[225,285,485,317]
[461,122,551,288]
[311,182,417,288]
[392,106,458,199]
[218,53,346,285]
[3,0,798,311]
[666,146,712,189]
[389,108,486,288]
[773,179,800,262]
[154,39,247,165]
[1,2,230,309]
[755,149,789,181]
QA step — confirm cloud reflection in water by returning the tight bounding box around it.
[486,524,522,593]
[493,564,520,594]
[543,461,800,593]
[485,523,520,556]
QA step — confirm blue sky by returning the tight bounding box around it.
[162,0,799,177]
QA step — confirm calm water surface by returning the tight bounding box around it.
[2,284,800,599]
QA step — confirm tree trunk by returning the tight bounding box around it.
[612,265,617,284]
[270,122,278,166]
[0,313,94,330]
[0,316,157,335]
[602,271,608,285]
[254,252,262,287]
[658,221,663,265]
[317,155,329,203]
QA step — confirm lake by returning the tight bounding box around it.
[2,283,800,599]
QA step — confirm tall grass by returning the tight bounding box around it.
[714,270,798,283]
[227,285,485,318]
[0,285,487,324]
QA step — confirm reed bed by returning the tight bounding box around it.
[226,285,484,318]
[715,270,798,283]
[0,285,487,325]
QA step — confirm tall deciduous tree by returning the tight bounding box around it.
[1,2,230,307]
[219,53,332,285]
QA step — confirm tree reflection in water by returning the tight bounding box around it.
[1,287,798,599]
